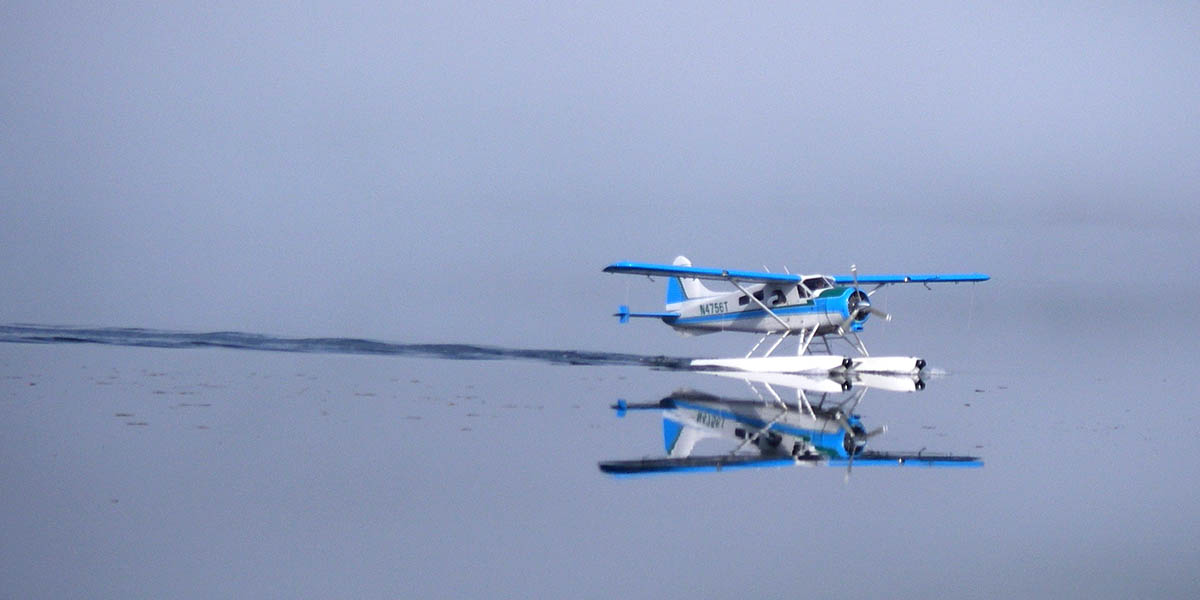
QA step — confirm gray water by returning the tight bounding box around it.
[2,311,1198,598]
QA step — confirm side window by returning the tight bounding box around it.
[796,284,811,300]
[738,295,749,306]
[753,290,764,302]
[770,289,786,305]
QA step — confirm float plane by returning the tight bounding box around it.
[599,389,981,477]
[604,256,988,375]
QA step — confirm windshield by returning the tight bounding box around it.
[801,277,828,293]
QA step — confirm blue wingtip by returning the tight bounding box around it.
[615,399,627,418]
[617,305,630,324]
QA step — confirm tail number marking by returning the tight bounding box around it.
[698,301,728,316]
[695,411,724,429]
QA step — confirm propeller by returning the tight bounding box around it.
[835,411,886,447]
[835,410,886,482]
[837,265,891,334]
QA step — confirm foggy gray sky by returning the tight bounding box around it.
[2,3,1198,347]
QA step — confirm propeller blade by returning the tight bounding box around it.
[863,425,887,439]
[838,265,862,336]
[836,409,867,483]
[836,312,857,335]
[866,306,891,321]
[834,411,853,434]
[849,264,895,326]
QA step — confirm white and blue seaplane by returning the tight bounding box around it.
[604,256,988,376]
[600,389,982,476]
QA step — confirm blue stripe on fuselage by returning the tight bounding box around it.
[672,294,847,326]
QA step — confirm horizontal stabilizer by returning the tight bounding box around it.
[611,399,673,414]
[614,305,679,323]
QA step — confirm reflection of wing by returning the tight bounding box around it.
[603,261,801,284]
[599,452,982,475]
[599,454,821,475]
[832,452,983,468]
[832,273,989,284]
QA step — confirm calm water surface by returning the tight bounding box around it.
[1,317,1197,598]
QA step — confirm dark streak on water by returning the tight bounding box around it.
[0,325,692,370]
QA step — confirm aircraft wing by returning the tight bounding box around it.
[831,273,990,284]
[604,261,988,285]
[603,261,801,284]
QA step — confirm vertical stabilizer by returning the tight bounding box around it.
[663,417,704,457]
[665,255,716,306]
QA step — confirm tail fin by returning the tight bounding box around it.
[663,417,704,457]
[665,256,716,305]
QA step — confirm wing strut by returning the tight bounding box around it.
[797,326,817,356]
[761,381,788,410]
[764,330,791,357]
[726,403,791,459]
[845,331,869,357]
[745,333,770,359]
[727,278,790,334]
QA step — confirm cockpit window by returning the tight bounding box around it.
[801,276,827,293]
[795,284,811,299]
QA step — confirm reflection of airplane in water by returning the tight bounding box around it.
[599,388,981,476]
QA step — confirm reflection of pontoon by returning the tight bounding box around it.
[600,390,981,477]
[695,369,926,395]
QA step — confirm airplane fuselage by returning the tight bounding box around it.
[666,393,859,459]
[665,281,865,336]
